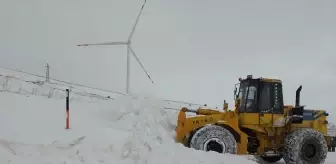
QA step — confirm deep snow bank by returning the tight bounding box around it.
[0,92,256,164]
[96,96,255,164]
[1,76,335,164]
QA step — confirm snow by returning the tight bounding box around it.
[0,70,335,164]
[0,73,254,164]
[0,92,255,164]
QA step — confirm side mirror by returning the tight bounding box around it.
[234,83,239,99]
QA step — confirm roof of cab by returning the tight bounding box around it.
[261,78,282,83]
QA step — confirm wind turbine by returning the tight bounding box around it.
[77,0,154,94]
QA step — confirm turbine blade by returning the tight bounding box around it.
[128,45,154,84]
[128,0,147,41]
[77,41,130,46]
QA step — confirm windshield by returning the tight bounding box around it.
[237,80,257,112]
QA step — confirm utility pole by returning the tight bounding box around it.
[45,63,50,83]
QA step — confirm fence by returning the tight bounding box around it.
[0,74,115,103]
[0,67,204,109]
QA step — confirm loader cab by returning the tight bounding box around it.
[234,75,285,125]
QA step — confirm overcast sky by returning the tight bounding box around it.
[1,0,335,113]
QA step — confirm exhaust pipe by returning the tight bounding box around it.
[295,85,302,107]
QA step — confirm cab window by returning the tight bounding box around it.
[239,85,257,112]
[259,83,272,113]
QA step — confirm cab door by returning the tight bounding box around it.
[238,83,261,125]
[258,82,284,127]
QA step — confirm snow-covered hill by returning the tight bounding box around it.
[0,90,256,164]
[0,69,335,164]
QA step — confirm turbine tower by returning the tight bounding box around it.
[77,0,154,94]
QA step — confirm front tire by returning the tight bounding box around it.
[189,124,237,154]
[283,128,328,164]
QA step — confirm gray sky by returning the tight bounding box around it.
[1,0,336,113]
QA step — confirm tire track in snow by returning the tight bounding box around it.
[0,136,86,157]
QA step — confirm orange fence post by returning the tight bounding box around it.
[66,89,70,129]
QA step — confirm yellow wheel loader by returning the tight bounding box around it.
[175,75,336,164]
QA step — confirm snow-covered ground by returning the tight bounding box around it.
[0,90,255,164]
[0,70,335,164]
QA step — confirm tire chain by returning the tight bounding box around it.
[283,128,328,164]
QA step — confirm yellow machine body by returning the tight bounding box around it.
[175,107,249,154]
[175,75,335,161]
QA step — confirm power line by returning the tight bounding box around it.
[163,99,203,106]
[0,67,204,106]
[1,67,126,96]
[0,74,114,101]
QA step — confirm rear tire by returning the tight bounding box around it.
[283,128,328,164]
[189,124,237,154]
